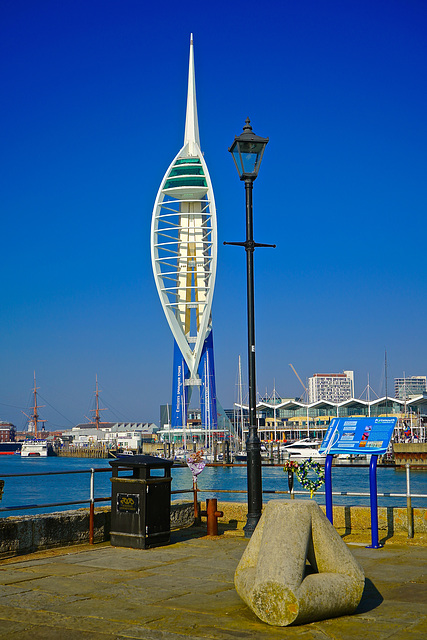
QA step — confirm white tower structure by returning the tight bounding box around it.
[151,35,217,429]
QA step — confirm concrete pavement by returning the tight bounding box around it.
[0,526,425,639]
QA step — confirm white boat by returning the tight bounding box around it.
[233,448,270,462]
[281,438,326,460]
[173,448,188,461]
[20,439,54,457]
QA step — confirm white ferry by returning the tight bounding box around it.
[20,439,55,457]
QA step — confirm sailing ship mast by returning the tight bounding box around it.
[368,373,371,417]
[32,372,40,437]
[271,379,278,442]
[94,375,101,430]
[86,375,107,429]
[22,372,45,438]
[358,374,379,416]
[238,355,244,449]
[385,349,389,416]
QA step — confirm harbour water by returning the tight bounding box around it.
[0,456,425,518]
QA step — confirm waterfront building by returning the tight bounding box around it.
[394,376,427,400]
[60,422,159,448]
[0,422,16,442]
[151,36,218,433]
[308,371,354,403]
[235,394,427,442]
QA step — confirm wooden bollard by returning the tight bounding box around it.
[200,498,224,536]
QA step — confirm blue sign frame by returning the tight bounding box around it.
[321,417,396,549]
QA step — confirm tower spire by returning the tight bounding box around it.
[184,33,200,156]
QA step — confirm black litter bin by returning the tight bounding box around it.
[109,455,174,549]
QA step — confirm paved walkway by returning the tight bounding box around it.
[0,527,425,639]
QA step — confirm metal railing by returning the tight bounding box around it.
[0,467,111,512]
[0,464,425,541]
[0,467,112,544]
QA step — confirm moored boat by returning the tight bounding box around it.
[233,447,270,463]
[0,442,22,455]
[281,438,326,460]
[108,449,137,459]
[20,439,55,457]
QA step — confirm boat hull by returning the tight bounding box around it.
[0,443,22,455]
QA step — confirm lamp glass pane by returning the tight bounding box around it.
[232,148,244,176]
[241,151,258,175]
[239,141,265,176]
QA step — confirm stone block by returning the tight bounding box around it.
[171,501,196,529]
[234,500,365,626]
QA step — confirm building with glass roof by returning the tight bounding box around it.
[235,394,427,442]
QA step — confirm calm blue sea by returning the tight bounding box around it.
[0,456,425,517]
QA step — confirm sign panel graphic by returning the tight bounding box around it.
[319,417,397,456]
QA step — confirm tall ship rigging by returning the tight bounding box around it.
[20,373,55,457]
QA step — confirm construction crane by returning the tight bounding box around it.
[289,364,307,394]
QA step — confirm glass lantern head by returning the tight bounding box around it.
[229,118,268,180]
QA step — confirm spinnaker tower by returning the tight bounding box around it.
[151,35,217,432]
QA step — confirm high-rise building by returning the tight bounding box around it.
[394,376,426,400]
[151,36,217,430]
[308,371,354,403]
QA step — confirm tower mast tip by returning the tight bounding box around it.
[184,34,200,153]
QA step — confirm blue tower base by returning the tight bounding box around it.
[171,331,217,429]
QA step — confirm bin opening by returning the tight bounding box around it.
[149,468,167,477]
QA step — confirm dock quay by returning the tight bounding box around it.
[1,500,426,558]
[393,443,427,468]
[0,522,425,639]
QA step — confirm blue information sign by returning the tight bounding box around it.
[319,417,397,456]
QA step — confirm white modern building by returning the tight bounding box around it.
[61,422,158,449]
[395,376,427,400]
[308,371,354,403]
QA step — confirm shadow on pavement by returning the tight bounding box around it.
[355,578,383,614]
[169,525,209,543]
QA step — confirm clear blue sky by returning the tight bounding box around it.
[1,0,426,428]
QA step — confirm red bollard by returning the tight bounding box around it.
[200,498,224,536]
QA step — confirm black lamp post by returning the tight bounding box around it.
[225,118,275,537]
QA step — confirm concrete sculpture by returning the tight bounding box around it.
[235,500,365,626]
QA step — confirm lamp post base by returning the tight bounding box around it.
[243,436,262,538]
[243,513,262,538]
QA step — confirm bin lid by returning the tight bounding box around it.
[109,454,174,469]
